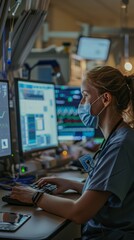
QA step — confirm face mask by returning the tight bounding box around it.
[78,95,104,129]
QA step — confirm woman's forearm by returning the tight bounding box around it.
[37,192,77,221]
[67,179,84,193]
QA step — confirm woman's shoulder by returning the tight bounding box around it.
[113,126,134,153]
[115,125,134,140]
[106,125,134,151]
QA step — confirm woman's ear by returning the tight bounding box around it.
[102,92,112,107]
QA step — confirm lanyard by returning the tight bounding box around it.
[79,118,123,174]
[96,118,123,155]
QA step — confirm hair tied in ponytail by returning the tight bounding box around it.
[124,75,131,85]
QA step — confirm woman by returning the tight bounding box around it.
[11,66,134,239]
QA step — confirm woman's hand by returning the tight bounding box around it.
[10,185,36,203]
[36,177,72,194]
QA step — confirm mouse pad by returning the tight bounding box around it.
[0,211,31,232]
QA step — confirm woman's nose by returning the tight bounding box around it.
[80,97,85,104]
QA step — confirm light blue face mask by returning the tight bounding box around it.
[78,103,99,129]
[78,95,104,129]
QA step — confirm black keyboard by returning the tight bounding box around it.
[2,183,57,206]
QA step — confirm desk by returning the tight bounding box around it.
[0,171,85,240]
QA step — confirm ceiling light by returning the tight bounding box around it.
[121,0,129,9]
[124,61,132,71]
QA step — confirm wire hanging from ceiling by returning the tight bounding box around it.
[120,0,132,71]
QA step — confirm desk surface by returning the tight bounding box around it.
[0,171,85,240]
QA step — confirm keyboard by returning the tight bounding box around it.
[2,183,57,206]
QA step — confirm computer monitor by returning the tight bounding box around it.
[55,85,95,142]
[0,80,12,159]
[14,79,58,157]
[77,36,111,61]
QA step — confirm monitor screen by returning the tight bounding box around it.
[14,79,58,156]
[55,85,95,141]
[0,80,12,158]
[77,36,111,61]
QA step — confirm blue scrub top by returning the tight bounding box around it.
[82,125,134,240]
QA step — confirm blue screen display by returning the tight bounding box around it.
[55,85,95,141]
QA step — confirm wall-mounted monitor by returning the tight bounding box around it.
[77,36,111,61]
[0,80,12,159]
[14,79,58,157]
[55,85,95,142]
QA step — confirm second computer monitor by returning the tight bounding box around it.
[55,85,95,142]
[14,79,58,156]
[0,80,12,159]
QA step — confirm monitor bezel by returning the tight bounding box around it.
[14,78,58,157]
[76,36,111,62]
[0,79,12,160]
